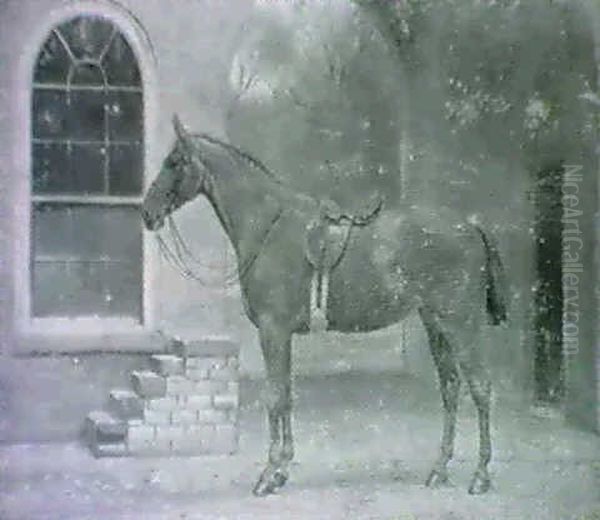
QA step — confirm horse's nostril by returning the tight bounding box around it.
[141,209,155,229]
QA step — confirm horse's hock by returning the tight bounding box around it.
[83,337,240,457]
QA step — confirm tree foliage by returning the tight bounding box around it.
[226,0,402,206]
[226,0,597,214]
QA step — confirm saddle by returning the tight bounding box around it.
[304,192,383,332]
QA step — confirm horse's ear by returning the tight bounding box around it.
[173,114,190,143]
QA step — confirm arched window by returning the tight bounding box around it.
[31,16,144,320]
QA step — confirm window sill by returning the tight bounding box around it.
[13,319,168,356]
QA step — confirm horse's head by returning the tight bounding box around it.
[142,115,206,231]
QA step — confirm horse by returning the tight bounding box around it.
[142,115,508,496]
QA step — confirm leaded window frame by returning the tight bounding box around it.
[12,1,160,347]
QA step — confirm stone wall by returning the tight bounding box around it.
[86,338,240,457]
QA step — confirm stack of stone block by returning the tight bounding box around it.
[84,337,240,458]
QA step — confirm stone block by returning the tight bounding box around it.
[128,424,158,454]
[182,394,212,410]
[213,423,238,454]
[131,371,166,399]
[144,408,171,425]
[170,337,238,358]
[85,411,127,440]
[213,392,239,410]
[150,355,184,376]
[93,443,129,458]
[165,375,194,396]
[170,409,197,425]
[128,423,155,443]
[155,424,186,444]
[196,409,228,424]
[84,411,127,457]
[191,380,228,395]
[170,425,215,455]
[146,397,178,412]
[185,367,210,381]
[210,366,238,381]
[186,357,225,372]
[108,389,144,420]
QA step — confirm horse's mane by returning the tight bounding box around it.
[188,132,384,221]
[190,132,287,187]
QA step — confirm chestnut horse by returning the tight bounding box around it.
[142,116,507,496]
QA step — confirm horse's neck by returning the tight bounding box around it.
[203,158,283,260]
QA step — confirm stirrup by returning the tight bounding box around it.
[309,271,329,333]
[310,308,328,333]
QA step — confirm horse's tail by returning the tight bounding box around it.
[476,226,508,325]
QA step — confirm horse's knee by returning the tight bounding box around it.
[443,370,461,393]
[440,374,461,411]
[261,382,290,412]
[468,377,491,408]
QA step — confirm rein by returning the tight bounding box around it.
[156,207,285,287]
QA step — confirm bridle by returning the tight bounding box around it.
[154,142,286,288]
[156,209,285,288]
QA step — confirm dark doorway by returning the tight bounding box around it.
[532,164,564,404]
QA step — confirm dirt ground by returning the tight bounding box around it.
[1,372,599,519]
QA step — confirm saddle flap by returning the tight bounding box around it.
[305,220,351,270]
[322,192,383,225]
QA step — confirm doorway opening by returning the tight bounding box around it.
[532,163,565,404]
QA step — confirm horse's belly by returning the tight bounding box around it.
[326,274,414,333]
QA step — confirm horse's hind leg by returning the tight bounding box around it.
[419,307,461,488]
[457,342,492,494]
[253,316,294,496]
[431,310,492,495]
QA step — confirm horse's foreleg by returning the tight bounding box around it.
[419,308,461,487]
[253,318,294,496]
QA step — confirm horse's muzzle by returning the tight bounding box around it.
[141,208,164,231]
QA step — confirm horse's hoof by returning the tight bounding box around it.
[252,468,288,497]
[425,468,449,488]
[468,471,491,495]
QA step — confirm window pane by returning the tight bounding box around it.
[32,143,69,194]
[32,203,75,258]
[66,206,142,261]
[32,144,106,195]
[70,62,105,86]
[34,31,72,84]
[32,261,85,316]
[70,143,106,194]
[99,206,143,260]
[32,89,68,139]
[67,90,106,140]
[33,204,142,261]
[32,261,141,318]
[59,16,114,61]
[103,262,142,317]
[109,144,143,195]
[103,33,141,86]
[32,205,143,319]
[107,91,143,141]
